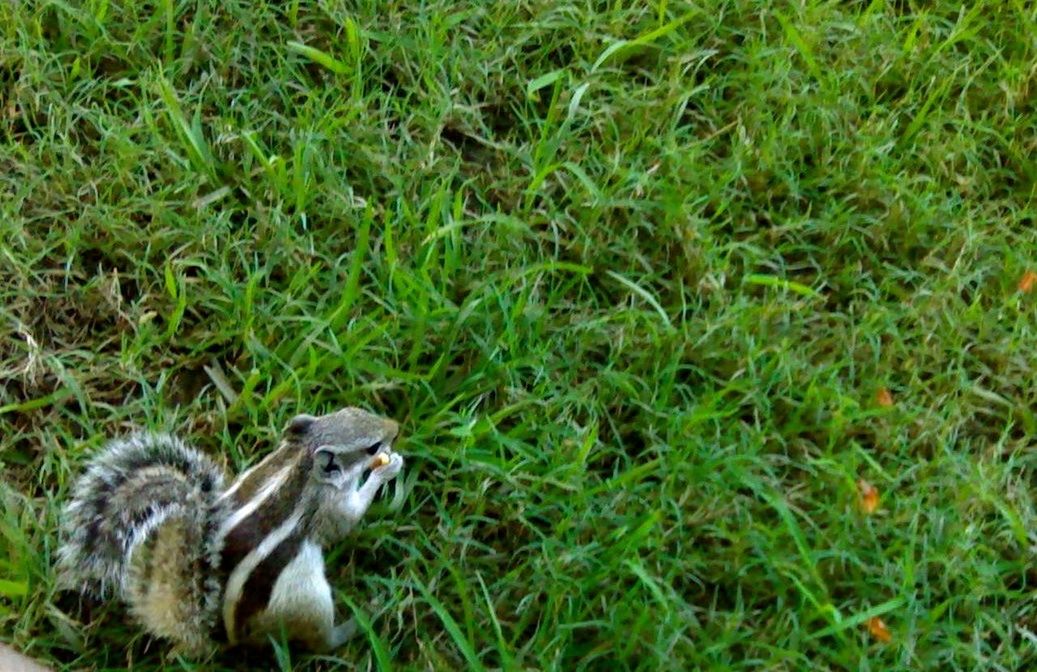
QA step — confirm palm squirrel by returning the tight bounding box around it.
[55,407,404,656]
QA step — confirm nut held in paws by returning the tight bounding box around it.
[372,453,390,468]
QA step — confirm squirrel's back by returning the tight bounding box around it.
[57,433,228,654]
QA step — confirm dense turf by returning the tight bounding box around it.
[1,0,1036,669]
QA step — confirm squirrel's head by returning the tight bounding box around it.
[284,407,399,490]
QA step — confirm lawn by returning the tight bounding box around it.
[1,0,1036,669]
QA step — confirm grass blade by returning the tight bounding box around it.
[743,274,820,298]
[592,9,699,71]
[774,10,828,91]
[605,270,672,327]
[807,598,905,641]
[414,577,486,672]
[155,76,216,180]
[287,40,351,75]
[328,205,373,333]
[343,597,394,672]
[475,572,516,672]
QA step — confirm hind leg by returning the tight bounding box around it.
[256,540,356,652]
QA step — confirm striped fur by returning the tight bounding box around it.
[56,433,228,655]
[217,446,315,643]
[56,407,402,655]
[214,408,400,646]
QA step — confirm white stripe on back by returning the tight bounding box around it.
[222,506,303,642]
[216,458,265,503]
[215,462,295,541]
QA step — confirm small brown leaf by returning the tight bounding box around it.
[866,616,892,643]
[857,479,880,514]
[1019,270,1037,294]
[875,387,894,407]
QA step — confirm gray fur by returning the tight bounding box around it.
[56,433,227,603]
[55,407,401,655]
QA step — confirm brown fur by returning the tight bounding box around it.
[57,408,400,655]
[126,517,211,656]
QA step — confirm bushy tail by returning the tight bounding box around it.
[56,433,226,598]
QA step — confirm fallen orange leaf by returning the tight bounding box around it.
[1019,270,1037,294]
[866,616,892,643]
[875,387,894,407]
[857,479,880,514]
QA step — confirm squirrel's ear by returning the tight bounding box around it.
[286,414,317,436]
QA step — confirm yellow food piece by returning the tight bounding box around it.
[372,453,390,468]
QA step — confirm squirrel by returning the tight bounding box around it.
[55,407,404,656]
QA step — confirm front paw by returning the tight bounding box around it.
[376,452,403,480]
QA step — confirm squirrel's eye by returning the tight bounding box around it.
[365,443,381,456]
[319,452,341,474]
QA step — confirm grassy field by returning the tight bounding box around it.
[1,0,1036,669]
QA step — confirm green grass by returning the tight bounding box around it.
[1,0,1036,669]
